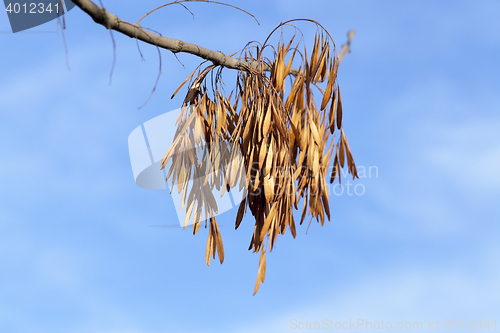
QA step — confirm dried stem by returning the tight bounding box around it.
[338,30,356,63]
[136,0,259,26]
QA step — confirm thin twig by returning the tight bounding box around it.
[107,28,116,85]
[138,28,164,109]
[136,0,259,26]
[136,37,145,61]
[97,0,116,84]
[69,0,354,79]
[173,52,185,68]
[60,0,66,29]
[177,2,195,20]
[338,30,356,63]
[57,13,71,71]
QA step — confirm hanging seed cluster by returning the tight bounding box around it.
[161,22,358,294]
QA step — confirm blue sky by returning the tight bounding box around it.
[1,1,499,332]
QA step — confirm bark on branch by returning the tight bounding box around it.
[70,0,353,75]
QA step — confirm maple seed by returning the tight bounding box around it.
[162,20,358,294]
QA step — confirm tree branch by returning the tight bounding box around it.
[70,0,353,76]
[338,30,356,63]
[71,0,251,68]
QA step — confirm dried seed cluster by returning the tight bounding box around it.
[161,22,358,294]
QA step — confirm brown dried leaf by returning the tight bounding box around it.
[309,114,322,147]
[171,67,197,99]
[253,245,266,295]
[264,174,275,202]
[235,197,246,230]
[205,226,213,266]
[339,135,345,168]
[336,86,343,130]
